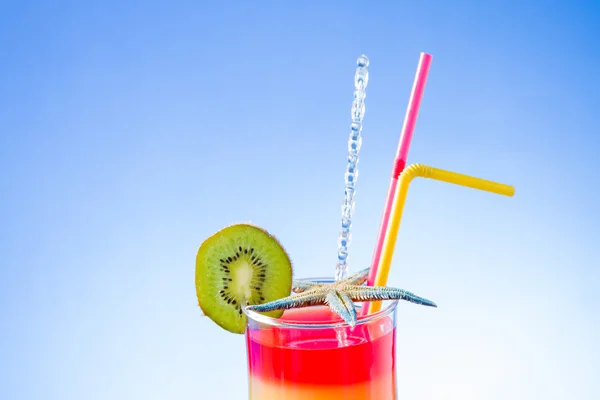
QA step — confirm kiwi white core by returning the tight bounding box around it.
[235,261,254,301]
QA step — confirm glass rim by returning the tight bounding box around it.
[243,276,399,330]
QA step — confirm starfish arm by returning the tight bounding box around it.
[339,268,370,286]
[345,285,437,308]
[247,291,327,312]
[292,280,324,293]
[338,292,358,326]
[325,291,357,326]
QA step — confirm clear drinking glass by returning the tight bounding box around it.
[244,278,399,400]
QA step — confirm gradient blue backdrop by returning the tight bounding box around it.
[1,1,599,399]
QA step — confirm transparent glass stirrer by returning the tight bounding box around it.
[335,54,370,281]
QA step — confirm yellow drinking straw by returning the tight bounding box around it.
[367,163,515,314]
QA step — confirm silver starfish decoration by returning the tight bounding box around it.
[246,268,436,326]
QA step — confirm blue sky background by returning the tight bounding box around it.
[1,1,599,399]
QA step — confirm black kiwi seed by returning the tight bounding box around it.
[232,300,236,305]
[250,248,254,253]
[244,249,248,254]
[227,257,232,262]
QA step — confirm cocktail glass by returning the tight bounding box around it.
[245,278,399,400]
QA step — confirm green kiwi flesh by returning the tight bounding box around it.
[195,224,293,334]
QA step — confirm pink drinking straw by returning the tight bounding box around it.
[361,53,432,314]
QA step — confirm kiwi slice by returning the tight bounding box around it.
[195,224,293,334]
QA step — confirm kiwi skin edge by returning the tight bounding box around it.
[195,223,293,334]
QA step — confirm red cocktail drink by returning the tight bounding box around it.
[245,293,398,400]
